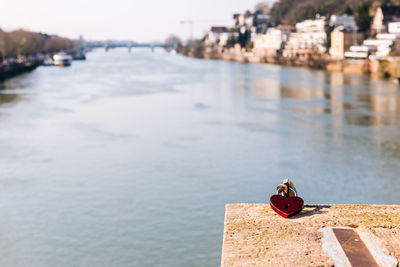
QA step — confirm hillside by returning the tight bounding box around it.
[269,0,399,27]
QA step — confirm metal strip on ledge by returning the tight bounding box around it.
[221,204,400,267]
[320,227,397,267]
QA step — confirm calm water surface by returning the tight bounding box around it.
[0,48,400,266]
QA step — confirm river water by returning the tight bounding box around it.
[0,48,399,266]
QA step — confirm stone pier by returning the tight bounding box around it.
[221,204,400,266]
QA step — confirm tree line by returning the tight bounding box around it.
[269,0,400,34]
[0,28,78,61]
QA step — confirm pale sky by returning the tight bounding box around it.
[2,0,274,42]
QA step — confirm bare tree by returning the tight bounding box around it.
[0,29,17,59]
[254,2,270,14]
[9,29,42,56]
[164,35,182,49]
[0,28,78,59]
[41,36,77,53]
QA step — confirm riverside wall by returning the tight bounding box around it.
[0,60,42,82]
[195,50,400,80]
[221,203,400,267]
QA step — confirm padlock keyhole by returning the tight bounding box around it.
[285,204,289,210]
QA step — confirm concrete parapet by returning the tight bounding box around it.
[221,204,400,267]
[327,59,371,75]
[188,49,400,79]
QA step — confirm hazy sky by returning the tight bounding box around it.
[2,0,274,42]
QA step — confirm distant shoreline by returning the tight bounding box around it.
[180,50,400,81]
[0,60,42,82]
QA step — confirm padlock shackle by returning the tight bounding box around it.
[276,186,297,197]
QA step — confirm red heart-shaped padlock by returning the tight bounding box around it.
[270,194,304,218]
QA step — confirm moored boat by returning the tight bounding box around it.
[71,50,86,60]
[43,56,53,66]
[53,52,72,66]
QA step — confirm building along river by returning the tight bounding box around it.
[0,48,399,266]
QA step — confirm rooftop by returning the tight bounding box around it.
[210,26,228,33]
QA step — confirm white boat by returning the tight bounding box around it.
[53,52,72,66]
[43,56,53,66]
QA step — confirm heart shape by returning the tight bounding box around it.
[270,195,304,218]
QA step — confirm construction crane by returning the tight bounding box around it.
[180,20,194,42]
[180,19,232,43]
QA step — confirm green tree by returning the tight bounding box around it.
[356,3,372,33]
[238,28,250,48]
[344,6,353,15]
[226,35,237,48]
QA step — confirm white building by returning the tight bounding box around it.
[283,32,304,57]
[364,38,393,58]
[345,45,374,59]
[204,26,228,47]
[388,22,400,33]
[296,17,327,52]
[346,31,400,59]
[233,10,253,28]
[219,32,238,47]
[344,20,400,59]
[253,27,292,57]
[283,17,327,56]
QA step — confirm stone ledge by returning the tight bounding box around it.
[221,204,400,267]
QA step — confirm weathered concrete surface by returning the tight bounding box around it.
[221,204,400,267]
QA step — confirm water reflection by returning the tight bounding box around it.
[0,93,20,105]
[0,74,32,106]
[250,69,400,126]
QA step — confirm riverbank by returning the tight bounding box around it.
[181,49,400,80]
[0,48,88,82]
[203,51,329,70]
[0,59,42,82]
